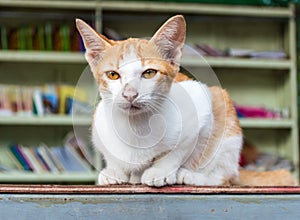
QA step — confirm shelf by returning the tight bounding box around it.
[0,171,98,183]
[0,116,293,129]
[239,118,294,129]
[182,57,292,69]
[0,115,91,126]
[0,0,98,10]
[0,0,293,18]
[0,51,86,63]
[101,1,293,18]
[0,51,292,70]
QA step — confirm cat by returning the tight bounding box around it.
[76,15,296,187]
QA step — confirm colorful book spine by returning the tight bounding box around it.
[45,22,52,51]
[38,25,45,50]
[21,147,45,173]
[9,145,34,171]
[33,147,51,172]
[1,22,87,52]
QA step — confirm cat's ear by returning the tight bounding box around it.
[76,19,111,66]
[151,15,186,64]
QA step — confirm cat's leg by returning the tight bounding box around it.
[141,165,178,187]
[177,136,242,186]
[141,150,181,187]
[98,163,129,185]
[177,168,225,186]
[141,139,199,187]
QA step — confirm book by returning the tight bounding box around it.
[57,85,87,114]
[33,147,51,172]
[42,84,59,114]
[7,85,22,114]
[25,25,33,50]
[67,97,93,116]
[21,146,45,173]
[1,26,8,50]
[21,86,33,116]
[8,27,18,50]
[0,85,13,116]
[0,146,22,172]
[33,25,46,50]
[9,145,34,172]
[45,22,52,51]
[194,44,225,57]
[64,132,94,167]
[52,25,62,51]
[51,146,91,172]
[42,144,65,172]
[70,28,82,52]
[226,48,287,59]
[36,145,59,173]
[61,24,70,51]
[65,144,92,171]
[225,48,254,57]
[32,88,44,116]
[18,26,26,50]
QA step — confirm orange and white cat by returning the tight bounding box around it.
[76,15,295,187]
[76,15,242,187]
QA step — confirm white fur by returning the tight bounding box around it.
[92,77,242,186]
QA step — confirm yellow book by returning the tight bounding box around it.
[57,85,87,114]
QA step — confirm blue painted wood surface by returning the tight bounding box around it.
[1,193,300,219]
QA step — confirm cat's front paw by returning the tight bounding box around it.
[98,168,129,185]
[141,167,177,187]
[177,168,207,186]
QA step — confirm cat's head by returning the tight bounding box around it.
[76,15,186,113]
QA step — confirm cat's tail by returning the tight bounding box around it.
[234,169,298,186]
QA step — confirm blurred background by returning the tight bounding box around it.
[0,0,299,185]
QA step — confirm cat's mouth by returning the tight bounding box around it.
[117,102,139,109]
[117,102,145,114]
[130,104,141,110]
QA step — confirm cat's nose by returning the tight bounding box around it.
[122,85,138,103]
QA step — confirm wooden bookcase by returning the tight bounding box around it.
[0,0,298,183]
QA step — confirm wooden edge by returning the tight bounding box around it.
[0,184,300,194]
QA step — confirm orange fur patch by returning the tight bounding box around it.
[174,72,192,82]
[93,38,179,90]
[237,169,297,186]
[187,86,242,170]
[173,73,242,171]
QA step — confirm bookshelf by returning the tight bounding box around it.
[100,1,298,178]
[0,1,298,183]
[0,0,97,184]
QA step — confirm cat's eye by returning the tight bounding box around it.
[142,69,157,79]
[106,71,120,80]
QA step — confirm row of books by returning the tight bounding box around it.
[0,84,89,116]
[240,139,293,172]
[103,27,288,60]
[0,132,94,173]
[193,44,287,59]
[234,104,290,119]
[0,23,86,52]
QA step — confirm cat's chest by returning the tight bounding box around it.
[92,102,181,164]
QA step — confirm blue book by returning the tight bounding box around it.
[51,146,91,172]
[9,145,33,171]
[34,147,51,172]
